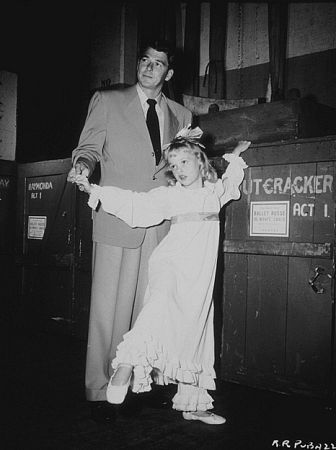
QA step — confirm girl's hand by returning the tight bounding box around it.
[75,174,92,194]
[232,140,251,155]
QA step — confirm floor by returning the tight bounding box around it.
[5,325,336,450]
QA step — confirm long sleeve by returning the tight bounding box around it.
[71,91,107,174]
[217,154,248,207]
[88,185,171,228]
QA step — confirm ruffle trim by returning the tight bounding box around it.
[172,388,214,412]
[111,330,216,394]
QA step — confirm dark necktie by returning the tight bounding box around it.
[146,99,161,165]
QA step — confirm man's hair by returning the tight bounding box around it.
[138,39,175,69]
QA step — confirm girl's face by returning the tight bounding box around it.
[167,149,203,189]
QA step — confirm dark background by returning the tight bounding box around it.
[2,1,95,162]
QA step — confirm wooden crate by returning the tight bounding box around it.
[197,99,336,152]
[16,158,93,339]
[217,135,336,400]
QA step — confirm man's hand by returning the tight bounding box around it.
[67,161,90,191]
[74,174,92,194]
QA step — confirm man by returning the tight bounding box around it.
[67,39,192,422]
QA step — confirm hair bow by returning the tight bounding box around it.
[162,124,205,152]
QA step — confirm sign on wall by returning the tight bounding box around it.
[28,216,47,240]
[250,201,289,237]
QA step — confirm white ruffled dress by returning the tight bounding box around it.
[87,154,247,411]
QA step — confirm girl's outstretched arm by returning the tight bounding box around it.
[219,142,251,207]
[85,184,171,228]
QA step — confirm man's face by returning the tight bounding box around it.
[137,47,174,93]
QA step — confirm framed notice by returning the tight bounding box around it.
[250,201,289,237]
[28,215,47,240]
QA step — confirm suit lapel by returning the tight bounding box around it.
[162,99,179,145]
[124,86,152,147]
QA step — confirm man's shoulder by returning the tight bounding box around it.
[165,97,192,118]
[97,85,137,102]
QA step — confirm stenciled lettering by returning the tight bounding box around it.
[0,177,10,189]
[28,181,53,191]
[242,175,333,196]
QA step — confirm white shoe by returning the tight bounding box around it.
[182,411,226,425]
[106,375,131,404]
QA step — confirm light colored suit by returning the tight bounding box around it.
[72,85,192,401]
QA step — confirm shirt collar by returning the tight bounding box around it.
[136,83,163,108]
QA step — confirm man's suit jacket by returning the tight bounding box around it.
[72,85,192,248]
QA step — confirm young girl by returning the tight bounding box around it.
[76,126,250,425]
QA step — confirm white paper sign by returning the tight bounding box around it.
[250,201,289,237]
[28,216,47,240]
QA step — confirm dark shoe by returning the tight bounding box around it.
[90,401,117,424]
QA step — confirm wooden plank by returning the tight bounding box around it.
[313,161,335,244]
[221,253,248,378]
[223,177,249,241]
[286,257,333,395]
[198,99,336,153]
[17,158,72,176]
[268,2,288,100]
[223,240,332,259]
[208,1,227,99]
[210,135,336,167]
[199,100,298,149]
[0,160,17,254]
[246,254,287,376]
[289,162,316,243]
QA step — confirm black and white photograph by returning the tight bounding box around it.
[2,1,336,449]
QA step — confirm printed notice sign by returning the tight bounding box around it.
[28,216,47,240]
[250,201,289,237]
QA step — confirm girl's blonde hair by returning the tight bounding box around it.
[163,138,218,186]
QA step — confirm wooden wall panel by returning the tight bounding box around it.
[313,162,335,244]
[223,180,249,241]
[246,254,287,377]
[222,253,248,377]
[289,163,315,243]
[286,257,333,396]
